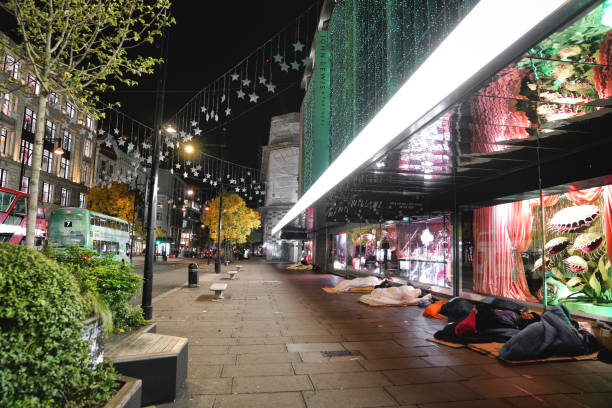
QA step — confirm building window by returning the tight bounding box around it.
[25,73,40,95]
[86,115,94,130]
[48,92,58,105]
[81,165,89,184]
[0,128,6,154]
[20,140,33,166]
[23,108,37,133]
[60,187,70,206]
[0,168,7,187]
[42,182,53,203]
[60,157,71,179]
[84,139,91,157]
[79,192,86,209]
[65,102,75,119]
[0,93,9,115]
[2,55,19,79]
[44,120,57,141]
[62,130,72,151]
[21,176,30,194]
[42,149,54,173]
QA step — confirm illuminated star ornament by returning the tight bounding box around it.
[266,83,276,93]
[248,93,259,103]
[292,41,304,52]
[230,73,239,81]
[258,75,267,84]
[118,139,126,146]
[113,128,120,135]
[104,137,113,147]
[200,105,207,113]
[183,171,188,178]
[190,120,197,127]
[290,61,301,70]
[237,90,246,99]
[273,54,283,63]
[127,142,134,151]
[194,127,202,136]
[142,142,151,149]
[225,107,231,116]
[99,129,106,136]
[175,163,181,169]
[241,78,251,86]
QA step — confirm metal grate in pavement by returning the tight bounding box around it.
[321,350,361,358]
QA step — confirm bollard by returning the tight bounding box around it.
[188,263,199,288]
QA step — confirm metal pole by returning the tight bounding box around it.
[141,26,169,320]
[130,176,137,263]
[215,160,224,273]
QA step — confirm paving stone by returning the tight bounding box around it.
[360,357,431,371]
[189,345,230,355]
[237,352,301,364]
[187,364,223,379]
[212,392,306,408]
[556,373,612,392]
[291,335,345,343]
[383,367,465,385]
[180,378,232,395]
[189,354,237,365]
[302,388,397,408]
[564,392,612,408]
[228,344,287,354]
[237,336,291,345]
[287,342,346,352]
[418,399,511,408]
[299,351,364,363]
[293,361,365,374]
[232,374,313,393]
[221,363,294,377]
[504,394,585,408]
[310,372,392,390]
[157,394,215,408]
[385,382,483,405]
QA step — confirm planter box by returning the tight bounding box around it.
[104,376,142,408]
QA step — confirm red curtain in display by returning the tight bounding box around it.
[565,186,602,204]
[603,185,612,260]
[472,203,536,301]
[594,29,612,99]
[529,194,560,207]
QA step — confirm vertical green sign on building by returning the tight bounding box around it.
[311,29,331,184]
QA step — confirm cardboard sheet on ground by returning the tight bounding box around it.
[323,276,380,293]
[322,286,375,294]
[286,263,313,270]
[359,286,431,306]
[427,338,598,364]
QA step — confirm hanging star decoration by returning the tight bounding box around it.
[183,171,188,178]
[147,156,152,164]
[221,94,226,102]
[248,92,259,103]
[237,90,246,99]
[142,142,151,149]
[215,114,219,122]
[290,61,301,70]
[249,196,252,200]
[99,129,106,136]
[159,154,165,161]
[258,75,267,85]
[127,142,134,151]
[266,83,276,93]
[190,120,197,127]
[194,127,202,136]
[242,188,246,192]
[280,62,289,72]
[184,134,193,142]
[240,178,245,182]
[200,105,207,113]
[235,187,240,192]
[104,137,113,147]
[196,164,202,171]
[179,130,186,138]
[170,168,174,174]
[118,139,126,146]
[241,78,251,86]
[213,181,218,186]
[273,54,283,63]
[206,173,211,178]
[175,163,181,169]
[225,107,231,116]
[113,128,120,135]
[206,113,210,121]
[231,73,239,81]
[293,41,305,52]
[192,170,199,177]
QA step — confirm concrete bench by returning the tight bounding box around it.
[105,326,187,406]
[228,270,238,280]
[210,283,228,300]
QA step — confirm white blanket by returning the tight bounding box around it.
[333,276,381,292]
[360,285,431,306]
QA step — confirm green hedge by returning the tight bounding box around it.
[0,243,117,407]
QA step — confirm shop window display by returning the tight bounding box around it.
[397,215,451,288]
[466,182,612,319]
[331,232,347,270]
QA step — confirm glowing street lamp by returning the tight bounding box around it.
[184,144,194,154]
[165,125,176,134]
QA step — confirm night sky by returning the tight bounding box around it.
[108,1,316,169]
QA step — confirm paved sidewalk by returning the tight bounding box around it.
[152,262,612,408]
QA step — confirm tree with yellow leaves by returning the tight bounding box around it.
[86,182,135,221]
[202,192,261,245]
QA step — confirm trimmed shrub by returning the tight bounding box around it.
[0,243,118,407]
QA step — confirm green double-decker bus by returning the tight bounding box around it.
[49,208,131,261]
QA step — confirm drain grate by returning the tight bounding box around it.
[321,350,361,358]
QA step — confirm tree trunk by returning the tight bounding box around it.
[25,94,47,248]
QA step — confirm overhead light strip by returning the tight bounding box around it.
[272,0,567,235]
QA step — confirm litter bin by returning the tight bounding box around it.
[188,263,199,288]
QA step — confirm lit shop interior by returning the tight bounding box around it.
[283,2,612,321]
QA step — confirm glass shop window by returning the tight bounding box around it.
[23,108,36,133]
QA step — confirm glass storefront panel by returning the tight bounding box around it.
[331,231,347,270]
[463,179,612,319]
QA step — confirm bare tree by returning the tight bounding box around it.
[1,0,173,247]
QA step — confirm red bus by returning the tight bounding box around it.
[0,186,47,245]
